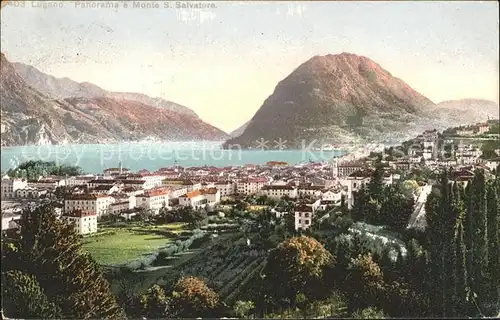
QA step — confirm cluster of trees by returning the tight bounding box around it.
[138,277,221,318]
[245,194,278,206]
[6,160,83,180]
[2,204,125,319]
[103,206,210,229]
[424,168,499,317]
[226,234,397,318]
[481,139,500,160]
[352,166,415,231]
[156,206,208,228]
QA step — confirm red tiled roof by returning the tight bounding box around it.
[266,161,288,166]
[183,190,202,199]
[141,188,171,198]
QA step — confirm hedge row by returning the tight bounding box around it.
[121,229,208,270]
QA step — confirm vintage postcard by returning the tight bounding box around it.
[1,1,499,319]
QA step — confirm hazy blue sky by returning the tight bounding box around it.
[1,1,498,132]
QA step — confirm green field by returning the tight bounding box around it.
[83,224,186,266]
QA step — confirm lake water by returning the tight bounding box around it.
[1,142,345,173]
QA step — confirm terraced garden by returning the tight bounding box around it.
[156,232,269,304]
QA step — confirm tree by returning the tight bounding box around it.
[468,170,488,306]
[352,306,385,319]
[140,284,169,318]
[368,165,384,200]
[378,188,414,231]
[1,204,125,319]
[424,170,457,317]
[2,270,61,318]
[340,194,347,216]
[345,253,386,310]
[7,160,83,179]
[486,179,500,314]
[400,180,420,199]
[168,276,219,318]
[263,236,334,308]
[233,300,255,318]
[453,212,468,317]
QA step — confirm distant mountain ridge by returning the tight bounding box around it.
[224,53,498,149]
[12,62,198,117]
[1,53,228,146]
[435,99,499,125]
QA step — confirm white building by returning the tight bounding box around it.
[15,187,47,199]
[337,161,364,177]
[109,194,136,215]
[202,188,221,206]
[261,185,298,199]
[321,189,342,202]
[178,188,221,209]
[109,200,132,215]
[179,190,207,209]
[136,188,170,214]
[297,185,325,198]
[169,186,189,199]
[410,155,422,163]
[29,178,66,189]
[236,177,268,195]
[124,174,165,189]
[1,213,21,231]
[64,194,115,217]
[485,159,500,171]
[163,179,201,192]
[423,146,434,160]
[1,178,28,199]
[339,171,372,209]
[295,206,313,230]
[214,181,236,197]
[61,210,98,235]
[294,199,321,230]
[456,144,482,165]
[477,123,489,134]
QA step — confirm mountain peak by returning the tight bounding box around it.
[301,52,387,76]
[224,53,437,149]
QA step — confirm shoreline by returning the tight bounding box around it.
[0,146,349,174]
